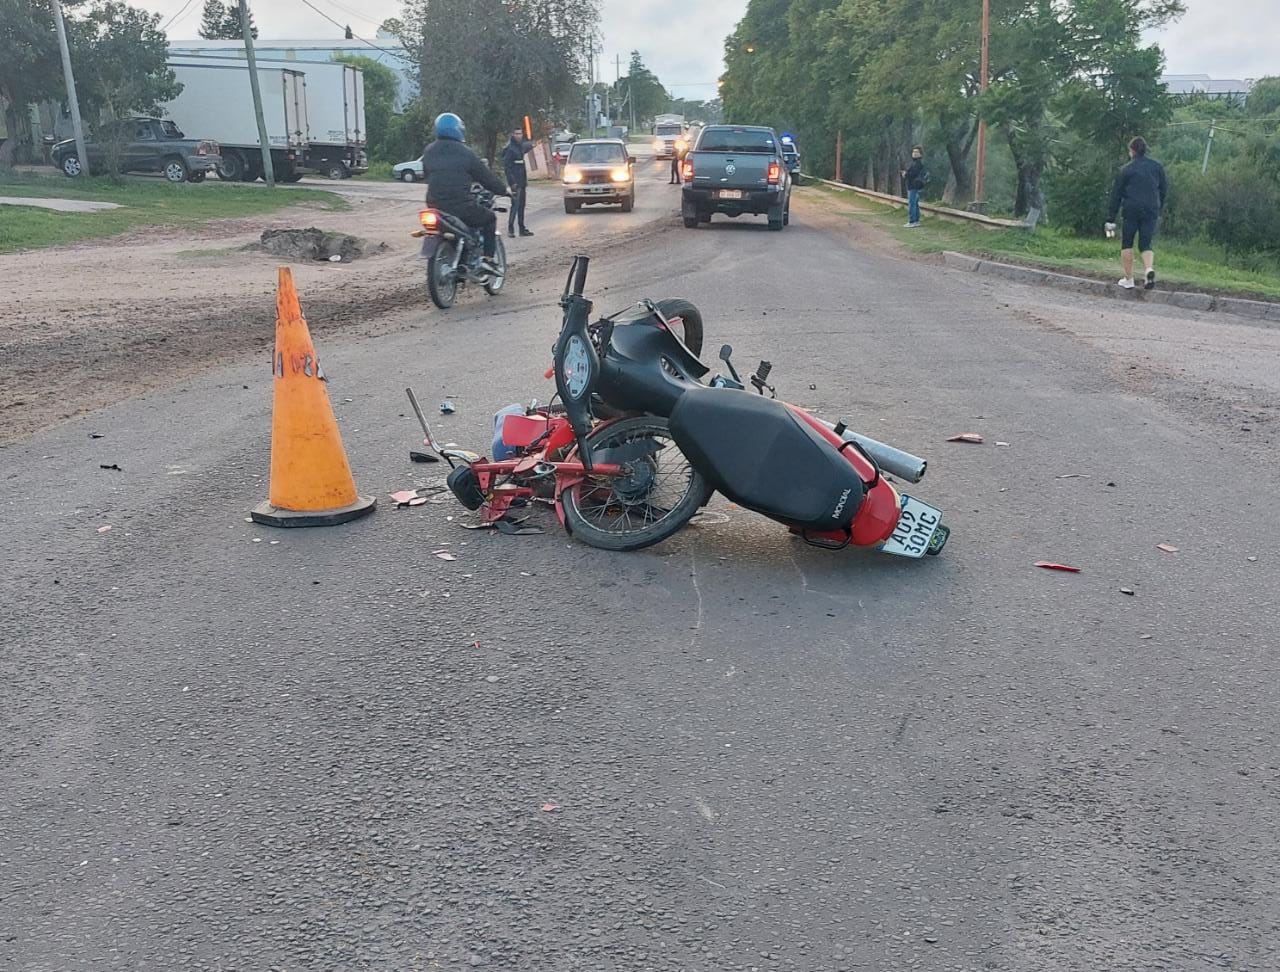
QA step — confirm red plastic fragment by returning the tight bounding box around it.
[1035,561,1081,572]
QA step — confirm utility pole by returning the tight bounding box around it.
[1201,119,1216,174]
[239,0,275,188]
[973,0,991,208]
[616,53,621,83]
[51,0,88,177]
[835,130,843,182]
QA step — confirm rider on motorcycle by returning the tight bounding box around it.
[420,112,509,271]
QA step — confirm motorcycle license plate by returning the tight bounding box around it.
[881,495,945,559]
[420,235,439,257]
[719,189,743,200]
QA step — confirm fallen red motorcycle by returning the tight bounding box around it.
[413,256,949,557]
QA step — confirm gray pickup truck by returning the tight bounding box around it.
[51,118,220,183]
[680,125,792,231]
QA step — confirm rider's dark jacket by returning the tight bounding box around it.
[421,138,508,209]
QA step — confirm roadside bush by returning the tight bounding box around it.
[1044,145,1117,235]
[1164,159,1280,255]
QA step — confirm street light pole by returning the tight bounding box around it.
[973,0,990,207]
[238,0,275,188]
[51,0,88,176]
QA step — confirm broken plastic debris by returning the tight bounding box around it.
[390,490,418,505]
[995,441,1010,447]
[89,432,104,439]
[947,433,984,444]
[99,463,121,471]
[541,803,560,813]
[440,400,456,414]
[1057,473,1089,479]
[1120,587,1135,596]
[1156,543,1179,553]
[435,552,458,561]
[410,450,439,464]
[1034,561,1080,573]
[97,525,112,534]
[408,497,428,507]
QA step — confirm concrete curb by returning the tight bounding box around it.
[942,251,1280,324]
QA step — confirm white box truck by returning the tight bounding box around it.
[276,59,368,180]
[163,60,309,182]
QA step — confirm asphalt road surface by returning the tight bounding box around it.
[4,157,1280,972]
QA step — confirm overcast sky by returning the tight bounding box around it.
[135,0,1277,94]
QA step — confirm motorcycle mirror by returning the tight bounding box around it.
[719,344,734,362]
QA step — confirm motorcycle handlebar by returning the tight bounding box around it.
[570,256,590,296]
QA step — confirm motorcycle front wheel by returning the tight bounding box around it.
[561,416,709,552]
[427,241,459,309]
[483,237,507,295]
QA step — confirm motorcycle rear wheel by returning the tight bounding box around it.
[427,242,459,309]
[561,416,708,552]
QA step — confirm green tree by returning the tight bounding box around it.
[69,1,181,175]
[334,54,399,162]
[614,51,666,126]
[198,0,256,40]
[0,0,80,165]
[401,0,597,159]
[1246,77,1280,118]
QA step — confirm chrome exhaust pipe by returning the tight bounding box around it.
[819,420,927,483]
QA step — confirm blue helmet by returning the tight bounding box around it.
[434,112,465,142]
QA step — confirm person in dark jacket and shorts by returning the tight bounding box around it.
[501,128,535,238]
[420,112,509,270]
[1107,136,1168,290]
[902,146,928,227]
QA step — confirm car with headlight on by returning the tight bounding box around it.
[562,138,637,213]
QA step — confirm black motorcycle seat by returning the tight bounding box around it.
[669,386,865,530]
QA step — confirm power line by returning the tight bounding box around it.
[162,0,200,32]
[294,0,413,63]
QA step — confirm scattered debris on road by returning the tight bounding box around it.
[1121,587,1136,595]
[1034,561,1081,572]
[1156,543,1179,553]
[541,803,560,813]
[947,433,984,444]
[99,463,121,471]
[440,400,457,415]
[97,525,112,534]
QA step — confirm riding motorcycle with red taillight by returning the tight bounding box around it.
[411,187,507,309]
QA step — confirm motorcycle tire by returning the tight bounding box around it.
[483,238,507,296]
[652,297,704,359]
[427,241,459,309]
[560,416,708,552]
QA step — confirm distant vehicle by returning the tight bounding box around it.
[51,117,220,183]
[163,61,307,182]
[780,134,802,185]
[653,113,686,159]
[680,125,792,230]
[562,138,637,213]
[393,158,423,182]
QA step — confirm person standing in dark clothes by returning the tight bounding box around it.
[902,146,928,227]
[421,112,509,270]
[1107,136,1168,290]
[501,128,535,238]
[669,137,687,184]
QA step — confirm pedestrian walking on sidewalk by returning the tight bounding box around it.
[501,128,535,238]
[1106,136,1168,290]
[902,146,928,228]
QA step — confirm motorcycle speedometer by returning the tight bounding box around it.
[563,334,591,400]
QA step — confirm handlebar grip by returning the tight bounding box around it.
[756,361,772,382]
[571,256,590,296]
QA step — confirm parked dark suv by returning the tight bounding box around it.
[51,118,220,183]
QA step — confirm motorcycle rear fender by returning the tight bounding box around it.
[789,407,900,546]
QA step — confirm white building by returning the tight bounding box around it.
[1161,74,1255,99]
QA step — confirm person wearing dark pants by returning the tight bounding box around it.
[501,128,535,238]
[420,112,509,271]
[1107,136,1168,290]
[902,146,927,227]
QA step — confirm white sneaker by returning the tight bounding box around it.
[1117,278,1136,290]
[904,221,921,228]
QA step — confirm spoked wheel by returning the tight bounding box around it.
[427,241,460,309]
[483,237,507,295]
[560,416,709,552]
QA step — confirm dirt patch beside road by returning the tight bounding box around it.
[0,190,675,443]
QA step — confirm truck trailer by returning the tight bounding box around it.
[163,60,308,182]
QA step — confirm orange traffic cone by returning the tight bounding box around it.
[251,267,375,528]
